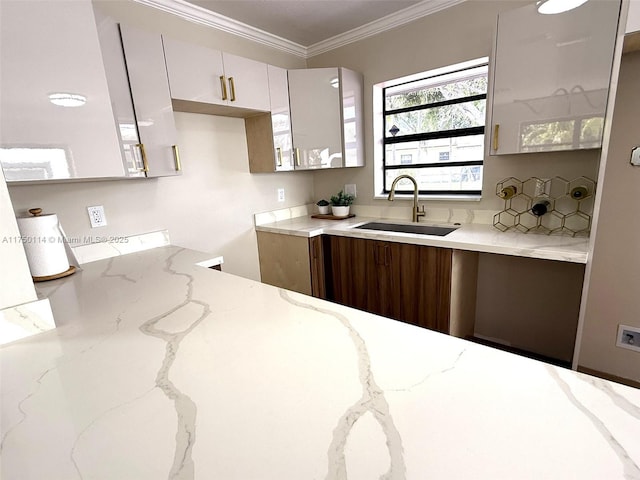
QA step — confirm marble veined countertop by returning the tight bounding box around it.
[1,246,638,479]
[255,216,590,263]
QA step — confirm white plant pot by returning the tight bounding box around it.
[331,205,350,217]
[317,205,330,214]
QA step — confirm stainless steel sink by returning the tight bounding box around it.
[354,222,458,236]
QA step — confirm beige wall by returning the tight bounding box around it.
[9,113,314,281]
[576,51,640,382]
[7,1,312,281]
[306,0,599,213]
[0,172,37,310]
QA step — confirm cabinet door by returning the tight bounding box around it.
[309,236,326,299]
[268,65,294,171]
[328,235,370,311]
[222,53,270,111]
[340,68,365,168]
[163,37,226,105]
[256,231,312,295]
[288,68,343,169]
[0,0,125,181]
[119,25,181,177]
[490,0,620,155]
[94,9,144,177]
[628,0,640,34]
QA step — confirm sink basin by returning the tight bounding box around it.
[354,222,458,236]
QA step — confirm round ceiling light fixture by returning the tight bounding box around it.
[537,0,589,14]
[48,93,87,107]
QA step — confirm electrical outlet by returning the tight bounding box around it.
[277,188,285,202]
[345,183,357,198]
[616,324,640,352]
[87,205,107,228]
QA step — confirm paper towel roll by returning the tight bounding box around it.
[17,212,70,278]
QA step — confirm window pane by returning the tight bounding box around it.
[385,99,485,137]
[386,165,483,192]
[385,134,484,166]
[385,66,487,110]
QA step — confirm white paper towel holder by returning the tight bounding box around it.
[26,208,76,282]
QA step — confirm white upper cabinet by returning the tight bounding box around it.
[163,37,270,112]
[628,0,640,33]
[0,0,125,181]
[118,25,181,177]
[221,53,270,111]
[288,67,364,169]
[288,68,344,169]
[489,0,621,155]
[163,38,226,105]
[268,65,294,171]
[340,68,365,168]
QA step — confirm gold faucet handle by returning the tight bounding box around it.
[416,204,426,216]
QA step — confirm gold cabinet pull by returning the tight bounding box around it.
[493,124,500,151]
[137,143,149,173]
[219,75,228,100]
[295,148,300,166]
[276,147,283,167]
[172,145,182,171]
[228,77,236,101]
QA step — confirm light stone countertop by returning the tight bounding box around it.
[255,216,591,263]
[0,245,638,479]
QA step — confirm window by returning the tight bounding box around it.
[381,60,488,196]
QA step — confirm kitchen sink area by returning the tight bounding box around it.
[353,221,459,236]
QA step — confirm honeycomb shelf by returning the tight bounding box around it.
[493,176,596,236]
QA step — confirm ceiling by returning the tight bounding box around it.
[188,0,423,46]
[136,0,466,57]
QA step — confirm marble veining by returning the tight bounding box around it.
[254,215,590,264]
[138,248,211,480]
[1,246,639,479]
[279,290,406,480]
[546,366,640,480]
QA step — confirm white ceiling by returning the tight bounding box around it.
[188,0,422,46]
[136,0,466,57]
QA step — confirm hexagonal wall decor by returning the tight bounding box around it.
[494,176,596,236]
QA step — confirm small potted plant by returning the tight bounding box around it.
[316,199,330,214]
[330,190,354,217]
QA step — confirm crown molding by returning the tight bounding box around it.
[132,0,308,57]
[134,0,466,59]
[306,0,467,57]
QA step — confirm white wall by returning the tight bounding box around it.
[0,171,37,310]
[575,51,640,382]
[307,0,600,214]
[9,113,314,281]
[6,0,312,281]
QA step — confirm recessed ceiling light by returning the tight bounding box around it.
[48,93,86,107]
[537,0,589,15]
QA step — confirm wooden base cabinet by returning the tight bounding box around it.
[326,236,453,334]
[256,231,326,298]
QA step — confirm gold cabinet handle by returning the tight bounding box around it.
[137,143,149,173]
[228,77,236,102]
[276,147,282,167]
[172,145,182,171]
[220,75,228,101]
[493,124,500,151]
[295,148,300,166]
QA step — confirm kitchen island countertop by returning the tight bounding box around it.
[1,246,638,479]
[255,216,590,263]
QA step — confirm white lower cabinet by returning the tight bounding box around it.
[0,0,126,181]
